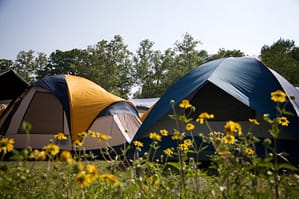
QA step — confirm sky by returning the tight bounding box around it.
[1,0,299,60]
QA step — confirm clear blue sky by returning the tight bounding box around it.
[1,0,299,60]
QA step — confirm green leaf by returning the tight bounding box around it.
[278,163,299,171]
[165,162,180,170]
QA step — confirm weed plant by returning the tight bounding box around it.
[0,90,298,198]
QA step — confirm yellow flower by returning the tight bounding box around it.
[43,143,59,157]
[179,99,192,109]
[99,173,120,187]
[222,134,235,145]
[160,129,168,136]
[0,137,14,154]
[78,131,87,139]
[163,148,174,156]
[54,132,67,140]
[149,132,161,142]
[178,139,192,151]
[271,90,287,103]
[29,149,46,161]
[179,143,189,152]
[217,150,231,156]
[276,116,289,126]
[148,176,160,187]
[185,123,195,131]
[183,139,192,146]
[86,164,98,180]
[249,118,260,125]
[171,130,181,140]
[133,140,144,147]
[196,112,214,124]
[88,130,97,137]
[73,140,83,147]
[74,161,84,172]
[210,131,222,146]
[39,151,46,160]
[96,132,112,141]
[245,148,255,155]
[235,122,242,136]
[75,171,92,189]
[224,120,242,136]
[60,150,73,164]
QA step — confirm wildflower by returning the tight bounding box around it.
[54,132,67,140]
[160,129,168,136]
[29,149,40,160]
[74,161,84,172]
[60,150,73,164]
[179,139,192,151]
[163,148,174,156]
[249,118,260,125]
[245,148,255,155]
[88,130,97,137]
[75,171,92,188]
[210,131,222,146]
[99,173,120,187]
[224,120,242,136]
[133,140,144,147]
[86,164,98,180]
[185,123,195,131]
[271,90,287,103]
[43,143,59,157]
[180,143,190,151]
[29,149,46,161]
[235,122,243,136]
[78,131,87,139]
[148,176,160,187]
[171,130,181,140]
[0,137,14,154]
[149,132,161,142]
[179,99,192,109]
[73,140,83,147]
[96,132,112,141]
[217,150,231,156]
[39,151,47,160]
[196,112,215,124]
[222,134,235,145]
[184,139,192,146]
[276,116,289,126]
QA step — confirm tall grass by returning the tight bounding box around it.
[0,90,298,198]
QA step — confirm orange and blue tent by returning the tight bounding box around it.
[0,74,141,150]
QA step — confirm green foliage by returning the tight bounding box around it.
[260,38,299,86]
[207,48,245,61]
[1,35,299,98]
[1,91,299,198]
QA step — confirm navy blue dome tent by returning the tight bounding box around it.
[133,57,299,164]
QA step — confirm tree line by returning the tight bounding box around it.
[1,33,299,98]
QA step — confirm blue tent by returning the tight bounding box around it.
[133,57,299,163]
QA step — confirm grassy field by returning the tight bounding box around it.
[1,93,299,198]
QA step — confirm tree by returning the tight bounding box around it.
[260,38,299,86]
[42,49,88,77]
[207,48,244,61]
[86,35,133,98]
[132,39,157,98]
[0,59,14,72]
[164,33,207,89]
[13,50,47,83]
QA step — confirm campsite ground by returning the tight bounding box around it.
[1,158,299,199]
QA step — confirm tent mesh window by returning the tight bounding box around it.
[190,83,255,121]
[18,91,64,134]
